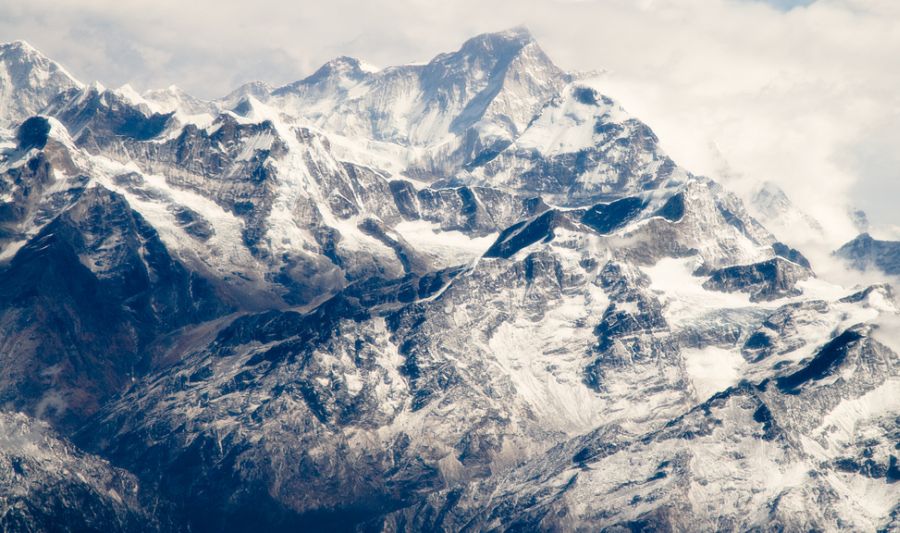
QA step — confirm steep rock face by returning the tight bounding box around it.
[579,196,646,234]
[29,90,398,302]
[607,180,775,270]
[78,291,432,532]
[474,85,686,204]
[107,114,288,256]
[0,186,228,429]
[269,28,568,177]
[772,241,812,269]
[0,411,156,533]
[484,178,774,271]
[46,86,174,145]
[0,42,82,126]
[740,300,831,362]
[0,152,62,241]
[585,259,671,393]
[383,324,900,532]
[483,209,575,258]
[836,233,900,275]
[0,125,86,248]
[407,184,546,236]
[703,257,812,302]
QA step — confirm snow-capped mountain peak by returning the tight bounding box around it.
[0,40,83,126]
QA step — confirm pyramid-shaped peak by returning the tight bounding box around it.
[324,56,364,69]
[453,27,538,60]
[2,40,31,50]
[0,40,43,56]
[0,40,83,125]
[302,55,370,84]
[850,232,874,244]
[465,27,536,48]
[428,26,554,80]
[0,40,72,74]
[271,55,373,97]
[0,40,53,68]
[219,80,273,107]
[0,39,81,84]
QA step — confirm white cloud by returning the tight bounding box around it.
[0,0,898,248]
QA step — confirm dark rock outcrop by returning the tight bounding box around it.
[836,233,900,275]
[0,187,229,429]
[703,257,811,301]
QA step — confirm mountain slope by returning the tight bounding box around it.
[77,187,893,531]
[0,185,229,430]
[0,411,157,532]
[472,84,686,204]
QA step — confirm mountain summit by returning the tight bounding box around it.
[264,28,568,178]
[0,41,82,126]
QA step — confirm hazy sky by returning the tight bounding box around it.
[1,0,898,241]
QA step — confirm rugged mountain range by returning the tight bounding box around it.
[0,30,897,532]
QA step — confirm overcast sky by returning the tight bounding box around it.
[1,0,898,243]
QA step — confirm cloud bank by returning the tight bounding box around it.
[1,0,898,244]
